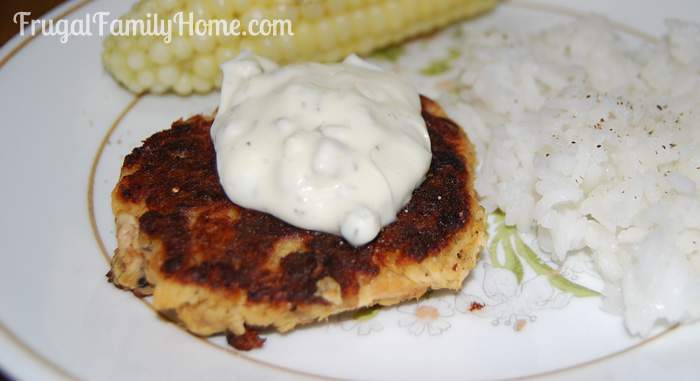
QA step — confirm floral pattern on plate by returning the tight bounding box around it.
[456,265,573,330]
[337,24,608,338]
[455,212,601,330]
[397,296,455,336]
[327,210,603,337]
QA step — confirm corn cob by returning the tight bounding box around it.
[103,0,497,95]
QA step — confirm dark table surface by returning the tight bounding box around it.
[1,0,66,46]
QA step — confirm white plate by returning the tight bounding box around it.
[1,1,699,380]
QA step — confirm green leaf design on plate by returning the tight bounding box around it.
[512,234,600,297]
[501,230,524,283]
[489,225,524,283]
[352,306,380,321]
[371,45,405,62]
[420,59,452,76]
[488,225,502,265]
[419,47,462,76]
[488,212,600,297]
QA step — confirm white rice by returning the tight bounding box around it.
[394,17,700,335]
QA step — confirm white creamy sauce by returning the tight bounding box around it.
[211,52,431,246]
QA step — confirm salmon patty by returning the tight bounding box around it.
[108,96,486,349]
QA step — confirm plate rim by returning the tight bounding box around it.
[0,2,94,379]
[0,0,690,380]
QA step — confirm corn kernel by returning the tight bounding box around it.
[157,65,180,85]
[193,55,217,78]
[158,0,182,12]
[171,36,193,60]
[103,0,497,94]
[192,75,213,93]
[208,0,236,18]
[149,41,172,64]
[191,34,216,53]
[137,69,156,88]
[231,0,253,16]
[127,51,148,70]
[173,73,193,94]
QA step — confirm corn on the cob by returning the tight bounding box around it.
[103,0,497,95]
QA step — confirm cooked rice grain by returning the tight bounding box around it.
[400,17,700,335]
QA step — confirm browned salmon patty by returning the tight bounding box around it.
[108,96,486,349]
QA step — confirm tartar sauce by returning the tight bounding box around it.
[211,52,431,246]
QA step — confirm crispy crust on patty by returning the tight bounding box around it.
[109,96,485,339]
